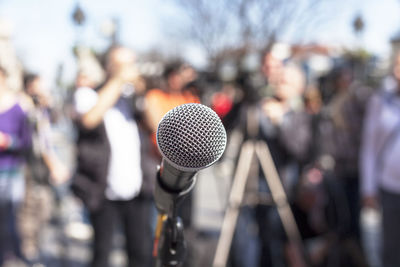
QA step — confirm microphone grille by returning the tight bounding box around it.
[157,103,227,171]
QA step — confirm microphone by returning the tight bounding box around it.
[153,103,226,266]
[154,103,227,214]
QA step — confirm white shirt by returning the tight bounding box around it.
[74,86,142,200]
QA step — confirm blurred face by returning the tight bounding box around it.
[335,69,353,92]
[167,71,184,92]
[107,47,135,75]
[26,76,51,106]
[276,65,305,101]
[26,77,43,96]
[180,65,197,84]
[262,53,283,85]
[304,87,322,114]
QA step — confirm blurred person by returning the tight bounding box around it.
[63,70,100,127]
[260,61,311,194]
[63,70,98,239]
[259,61,313,267]
[263,61,371,267]
[361,51,400,267]
[0,66,32,265]
[22,73,70,186]
[221,51,286,134]
[18,73,70,265]
[145,61,200,139]
[319,65,371,248]
[229,55,313,267]
[279,63,370,267]
[210,82,245,133]
[180,63,198,87]
[296,63,372,267]
[71,45,153,267]
[261,51,285,98]
[211,84,236,120]
[303,86,323,116]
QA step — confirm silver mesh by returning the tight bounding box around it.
[157,103,227,171]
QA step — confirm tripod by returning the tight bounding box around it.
[213,111,309,267]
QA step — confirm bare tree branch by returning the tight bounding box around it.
[167,0,335,67]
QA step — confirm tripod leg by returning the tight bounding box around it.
[255,141,310,267]
[213,141,255,267]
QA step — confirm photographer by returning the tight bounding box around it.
[71,45,152,267]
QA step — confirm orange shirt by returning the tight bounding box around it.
[145,88,200,145]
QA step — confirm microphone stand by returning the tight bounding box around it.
[153,169,197,267]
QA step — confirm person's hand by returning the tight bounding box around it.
[363,195,379,210]
[309,240,329,265]
[262,98,287,124]
[36,91,52,108]
[285,241,308,267]
[0,132,11,150]
[113,65,140,85]
[49,160,70,186]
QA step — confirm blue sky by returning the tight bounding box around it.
[0,0,399,86]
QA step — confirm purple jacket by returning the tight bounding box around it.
[0,103,32,170]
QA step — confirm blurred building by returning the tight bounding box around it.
[0,18,23,92]
[391,31,400,63]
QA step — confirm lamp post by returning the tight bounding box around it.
[72,3,86,46]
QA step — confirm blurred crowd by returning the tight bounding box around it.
[0,25,399,267]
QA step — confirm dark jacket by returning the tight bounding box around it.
[71,122,110,212]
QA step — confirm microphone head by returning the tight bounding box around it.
[157,103,227,172]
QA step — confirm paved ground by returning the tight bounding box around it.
[2,168,382,267]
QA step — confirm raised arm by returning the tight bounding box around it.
[79,76,125,130]
[77,47,140,130]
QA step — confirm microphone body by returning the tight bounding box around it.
[154,159,197,216]
[154,103,227,215]
[153,103,226,267]
[159,159,196,193]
